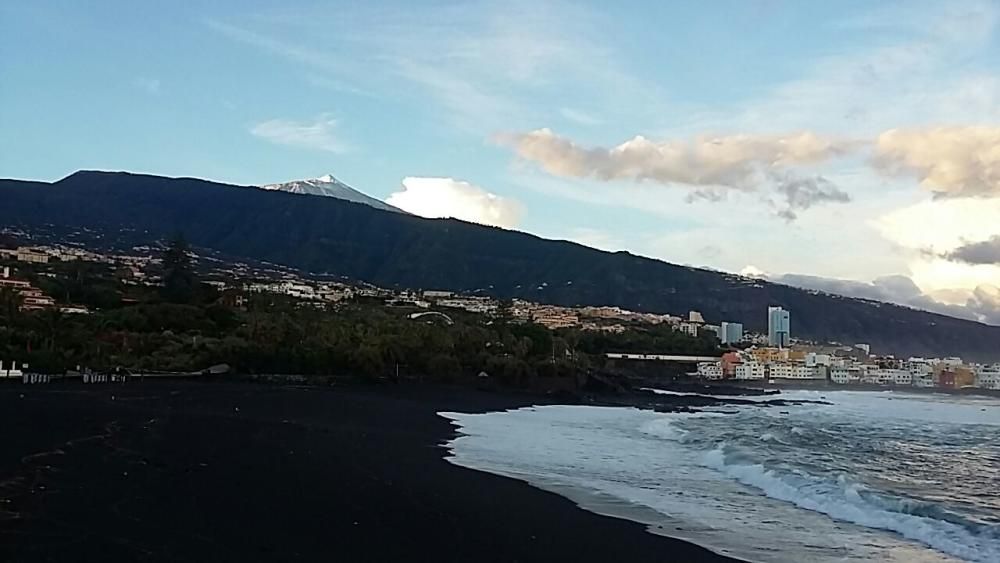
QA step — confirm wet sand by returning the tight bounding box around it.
[0,381,739,562]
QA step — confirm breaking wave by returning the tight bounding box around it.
[703,445,1000,562]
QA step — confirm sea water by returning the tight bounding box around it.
[440,390,1000,562]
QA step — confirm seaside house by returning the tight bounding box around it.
[734,361,766,380]
[975,366,1000,390]
[696,362,724,380]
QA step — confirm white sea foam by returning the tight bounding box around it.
[702,447,1000,562]
[642,387,782,403]
[440,394,998,563]
[638,417,688,441]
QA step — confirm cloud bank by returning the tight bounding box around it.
[501,124,1000,221]
[386,177,523,228]
[502,128,851,187]
[874,127,1000,198]
[763,272,1000,325]
[499,128,855,218]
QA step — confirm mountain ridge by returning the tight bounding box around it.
[1,170,998,360]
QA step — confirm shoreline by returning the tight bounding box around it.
[0,380,740,562]
[686,378,1000,399]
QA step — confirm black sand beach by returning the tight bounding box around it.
[0,381,738,562]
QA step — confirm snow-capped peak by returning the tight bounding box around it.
[259,174,403,213]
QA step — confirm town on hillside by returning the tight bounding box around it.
[1,237,998,392]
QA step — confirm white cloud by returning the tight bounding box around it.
[869,198,1000,295]
[873,126,1000,198]
[740,265,768,278]
[386,177,523,228]
[876,197,1000,253]
[907,259,1000,295]
[250,113,347,153]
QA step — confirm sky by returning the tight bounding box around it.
[2,0,1000,323]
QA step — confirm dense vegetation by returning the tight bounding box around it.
[0,245,717,387]
[2,171,999,360]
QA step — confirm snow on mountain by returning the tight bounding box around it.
[260,174,403,213]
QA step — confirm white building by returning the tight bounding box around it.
[805,353,832,367]
[873,369,894,385]
[422,290,454,299]
[892,370,913,386]
[769,363,823,380]
[907,361,933,378]
[976,366,1000,390]
[437,296,498,314]
[831,366,862,385]
[16,247,49,264]
[941,357,964,368]
[734,361,766,380]
[769,363,793,380]
[688,310,705,323]
[868,368,911,386]
[796,365,824,380]
[678,322,700,337]
[697,362,724,380]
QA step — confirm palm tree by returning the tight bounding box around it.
[40,308,64,352]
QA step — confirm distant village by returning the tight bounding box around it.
[1,240,998,392]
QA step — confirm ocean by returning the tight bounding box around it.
[441,390,1000,562]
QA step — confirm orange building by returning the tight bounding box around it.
[721,352,742,377]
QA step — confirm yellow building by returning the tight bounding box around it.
[750,347,789,364]
[954,366,976,388]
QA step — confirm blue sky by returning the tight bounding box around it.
[3,1,1000,323]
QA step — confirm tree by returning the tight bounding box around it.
[161,234,198,304]
[39,308,63,352]
[0,287,22,321]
